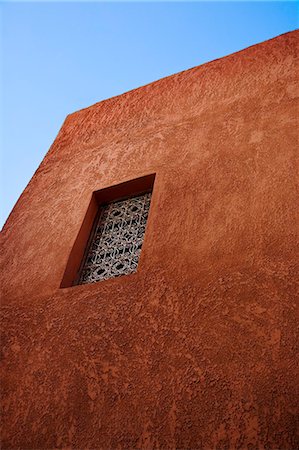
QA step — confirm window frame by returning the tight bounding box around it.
[60,173,155,288]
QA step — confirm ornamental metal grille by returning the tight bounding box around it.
[77,192,151,285]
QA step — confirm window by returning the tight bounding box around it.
[60,174,155,288]
[77,193,151,284]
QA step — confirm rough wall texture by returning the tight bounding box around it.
[1,31,298,449]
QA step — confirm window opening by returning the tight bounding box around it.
[76,192,151,284]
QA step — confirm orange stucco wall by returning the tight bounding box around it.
[1,31,298,449]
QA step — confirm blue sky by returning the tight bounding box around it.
[1,1,298,229]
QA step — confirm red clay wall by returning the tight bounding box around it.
[1,31,298,449]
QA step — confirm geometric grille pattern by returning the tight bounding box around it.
[77,193,151,284]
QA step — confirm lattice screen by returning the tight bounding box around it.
[77,192,151,284]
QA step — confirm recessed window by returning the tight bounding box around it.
[77,193,151,284]
[60,174,155,288]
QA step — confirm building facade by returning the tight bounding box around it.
[1,31,298,449]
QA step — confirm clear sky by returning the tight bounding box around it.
[1,1,298,229]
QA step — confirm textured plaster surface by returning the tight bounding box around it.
[1,31,299,449]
